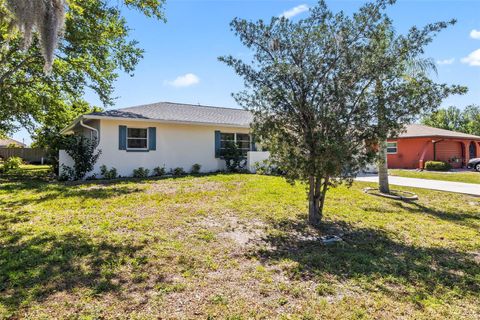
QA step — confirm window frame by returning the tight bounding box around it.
[219,132,252,157]
[386,141,398,154]
[126,127,149,150]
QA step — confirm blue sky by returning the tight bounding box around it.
[13,0,480,145]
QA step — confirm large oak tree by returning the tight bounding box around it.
[0,0,165,138]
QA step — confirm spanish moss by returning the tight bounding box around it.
[6,0,66,72]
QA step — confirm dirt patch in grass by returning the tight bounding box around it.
[471,251,480,264]
[220,228,264,246]
[198,214,267,247]
[141,217,352,318]
[146,180,224,195]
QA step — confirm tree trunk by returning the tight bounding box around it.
[318,176,329,216]
[378,138,390,194]
[376,78,390,194]
[308,176,322,225]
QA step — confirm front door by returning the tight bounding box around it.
[470,142,477,159]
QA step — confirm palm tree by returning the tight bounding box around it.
[376,57,437,194]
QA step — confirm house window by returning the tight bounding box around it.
[127,128,148,149]
[220,132,251,157]
[387,141,397,154]
[236,133,251,156]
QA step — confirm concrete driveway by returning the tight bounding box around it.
[356,175,480,196]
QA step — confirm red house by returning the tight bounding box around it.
[387,124,480,169]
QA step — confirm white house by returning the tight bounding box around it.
[60,102,269,177]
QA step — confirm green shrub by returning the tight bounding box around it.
[222,141,246,172]
[132,167,150,178]
[61,136,101,180]
[3,156,23,172]
[190,163,201,174]
[153,166,166,177]
[58,168,74,181]
[424,161,452,171]
[172,167,185,176]
[100,165,118,179]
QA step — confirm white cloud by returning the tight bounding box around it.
[280,4,309,19]
[461,49,480,66]
[164,73,200,87]
[470,29,480,39]
[436,58,455,65]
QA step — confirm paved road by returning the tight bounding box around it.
[356,175,480,196]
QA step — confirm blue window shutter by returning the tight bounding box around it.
[215,130,221,158]
[251,135,257,151]
[119,125,127,150]
[149,127,156,150]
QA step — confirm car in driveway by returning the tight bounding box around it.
[467,158,480,172]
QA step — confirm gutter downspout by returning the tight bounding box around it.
[79,119,100,147]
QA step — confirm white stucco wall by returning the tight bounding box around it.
[58,149,74,176]
[247,151,270,173]
[65,119,251,178]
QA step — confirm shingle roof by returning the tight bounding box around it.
[0,138,26,147]
[87,102,253,127]
[398,124,480,140]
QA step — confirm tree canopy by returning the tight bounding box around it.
[421,105,480,136]
[221,0,464,224]
[0,0,165,137]
[3,0,165,71]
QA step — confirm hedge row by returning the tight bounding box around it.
[424,161,452,171]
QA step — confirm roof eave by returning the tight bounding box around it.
[83,114,251,128]
[395,134,480,140]
[60,116,84,135]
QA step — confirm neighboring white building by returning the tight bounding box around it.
[60,102,269,178]
[0,137,26,148]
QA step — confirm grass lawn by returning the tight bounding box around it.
[390,169,480,184]
[1,166,479,319]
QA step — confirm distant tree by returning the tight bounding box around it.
[463,105,480,136]
[422,105,480,136]
[221,0,397,225]
[369,20,466,194]
[421,106,465,131]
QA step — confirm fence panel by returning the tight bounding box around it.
[0,148,48,163]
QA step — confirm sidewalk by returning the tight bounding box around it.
[355,175,480,196]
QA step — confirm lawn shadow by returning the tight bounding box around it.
[0,221,144,314]
[0,170,176,315]
[0,184,145,210]
[358,189,479,230]
[391,201,480,230]
[252,218,479,299]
